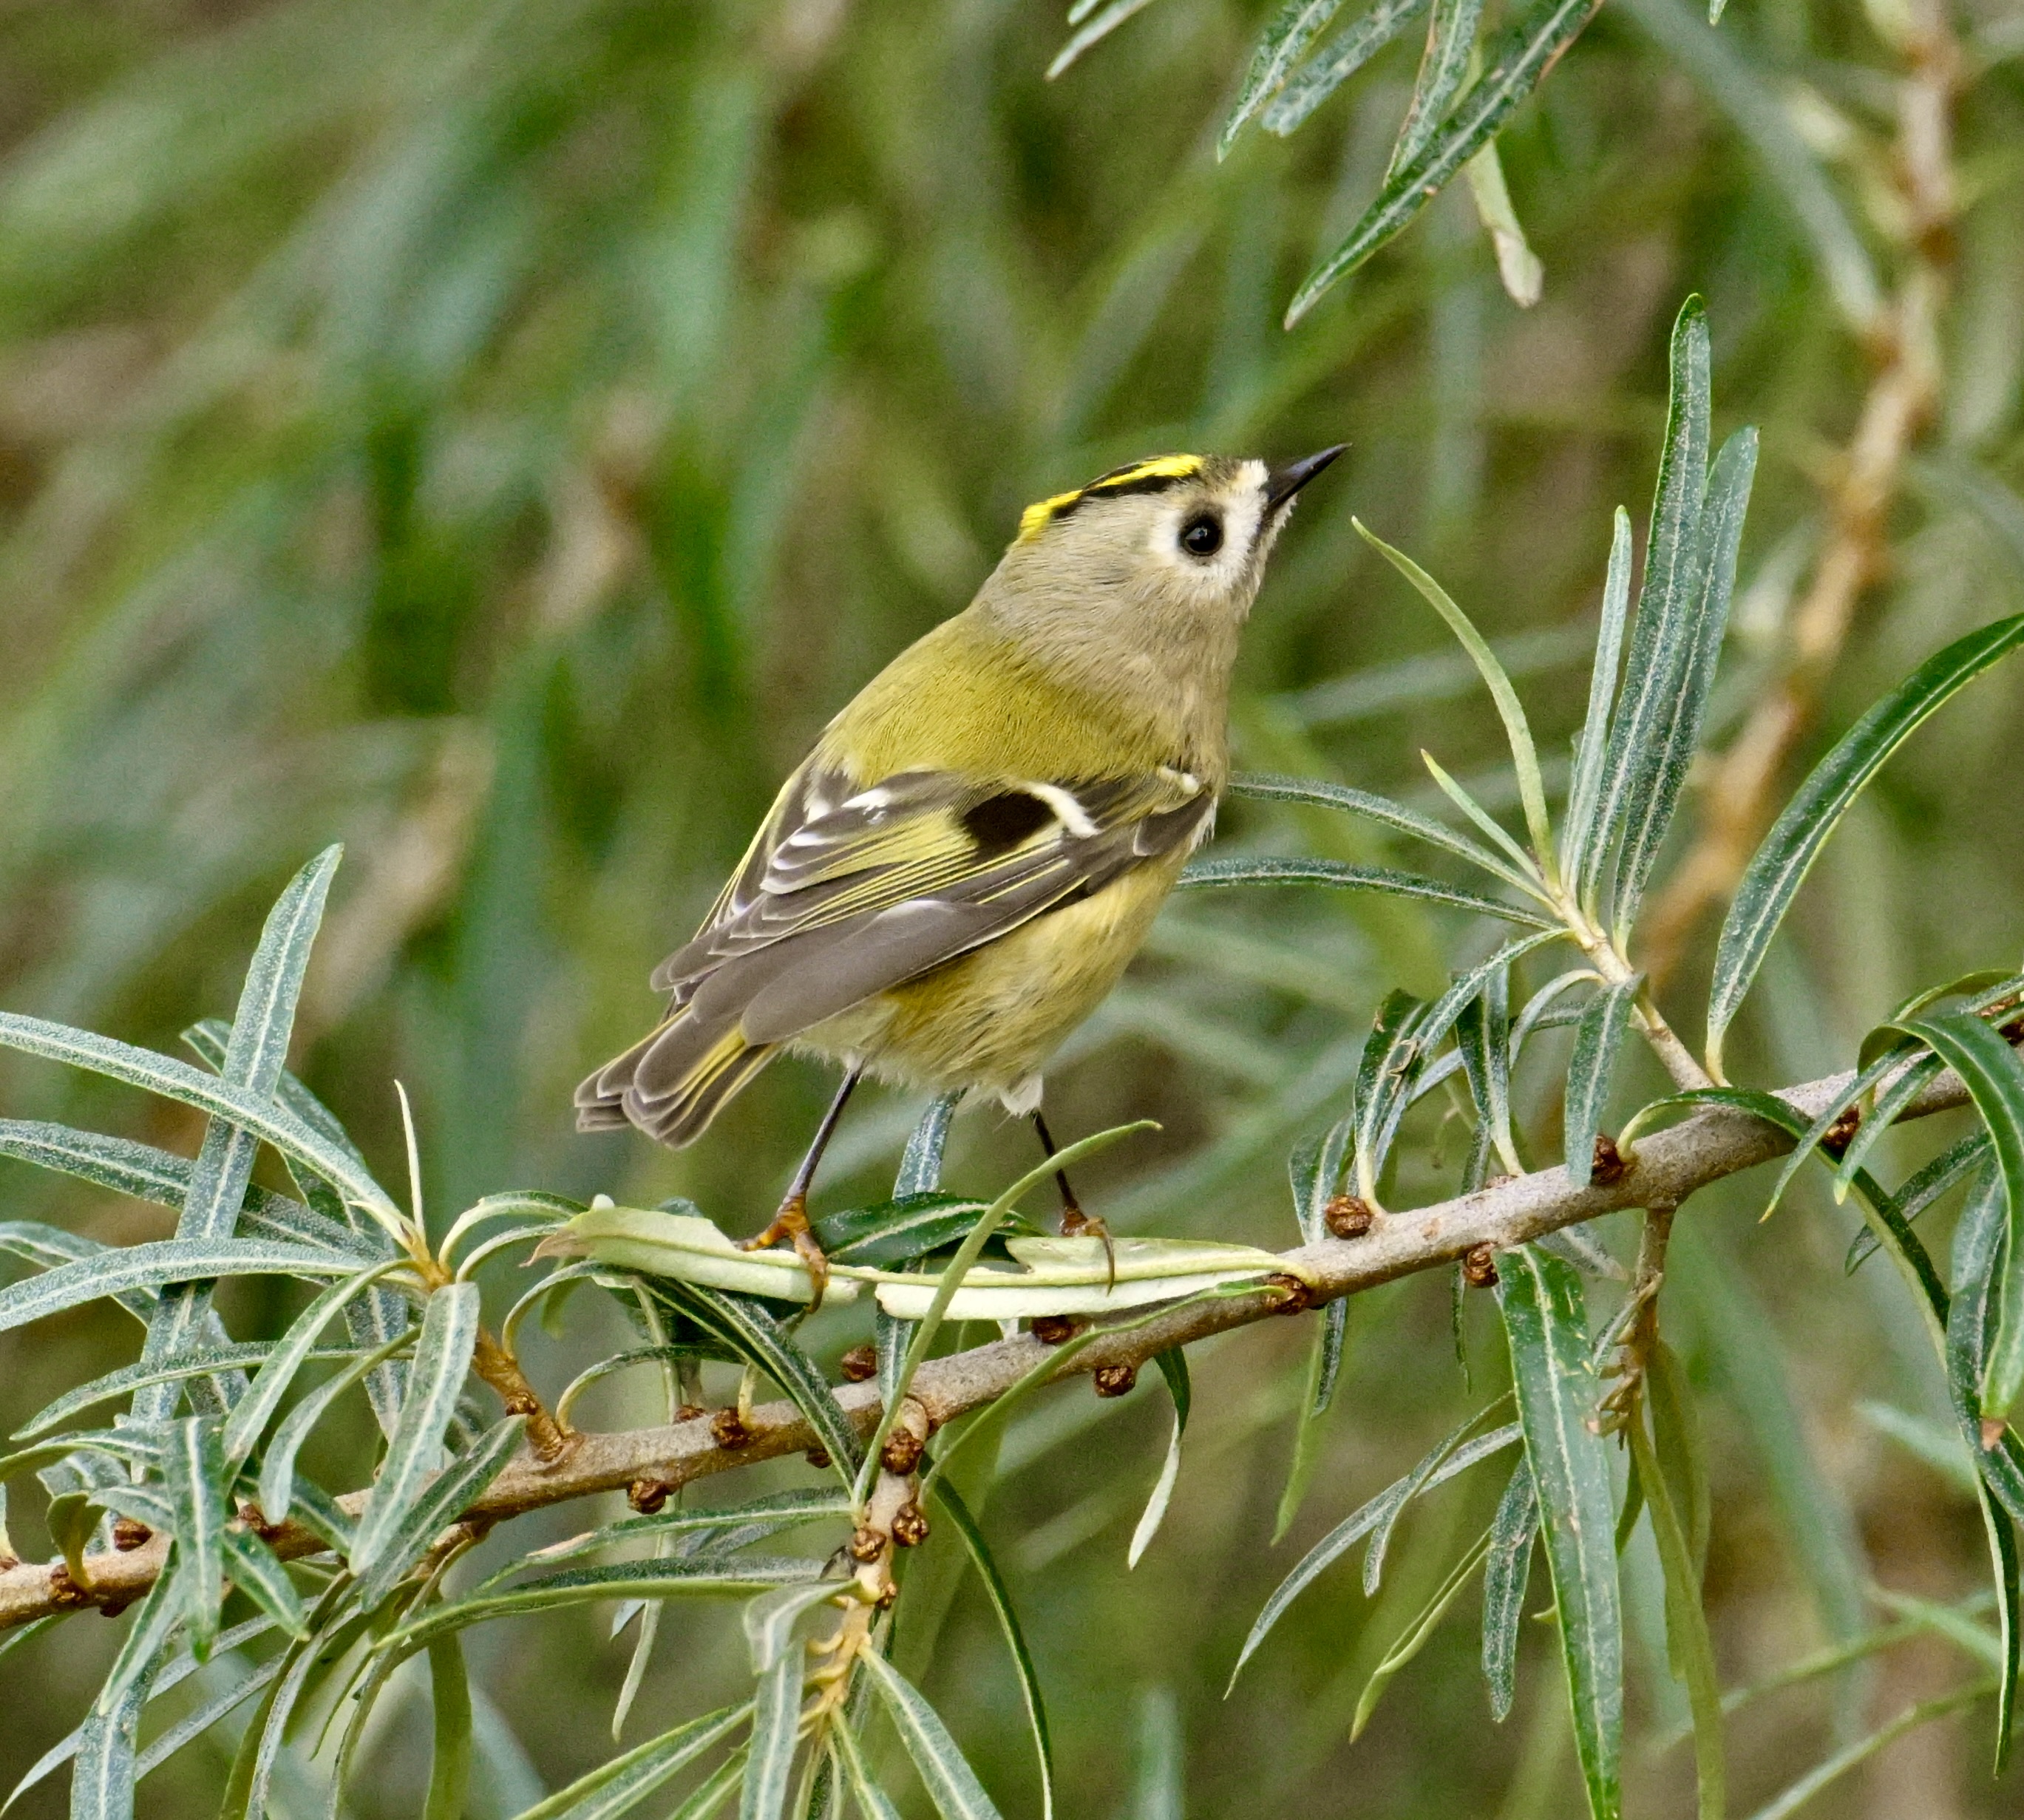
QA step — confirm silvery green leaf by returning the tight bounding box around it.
[0,1011,393,1224]
[1496,1247,1621,1819]
[1607,424,1757,934]
[489,1490,852,1589]
[1848,1132,1991,1274]
[1363,1408,1513,1596]
[161,1416,228,1659]
[1481,1459,1538,1721]
[93,1555,186,1724]
[133,852,343,1426]
[1232,773,1538,891]
[1831,1054,1946,1201]
[1388,0,1487,180]
[1045,0,1164,78]
[16,1344,346,1441]
[424,1637,475,1820]
[1286,0,1603,322]
[353,1416,525,1609]
[1219,0,1349,157]
[1706,616,2024,1073]
[258,1334,411,1526]
[858,1650,1005,1820]
[0,1123,358,1257]
[895,1093,960,1195]
[1232,1414,1519,1685]
[813,1195,1018,1270]
[1457,973,1518,1178]
[133,1649,285,1782]
[349,1281,481,1580]
[223,1260,406,1470]
[833,1713,903,1820]
[740,1648,802,1820]
[501,1704,748,1820]
[1263,0,1430,137]
[220,1527,309,1638]
[1178,855,1556,928]
[1563,976,1640,1188]
[383,1558,826,1657]
[540,1204,853,1305]
[69,1661,153,1820]
[743,1580,843,1674]
[0,1240,356,1336]
[1564,508,1634,903]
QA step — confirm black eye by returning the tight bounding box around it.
[1180,514,1223,557]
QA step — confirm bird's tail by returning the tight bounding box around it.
[574,1010,778,1147]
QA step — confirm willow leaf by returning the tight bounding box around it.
[1564,977,1640,1187]
[1178,855,1555,927]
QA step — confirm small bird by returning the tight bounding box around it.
[577,447,1344,1287]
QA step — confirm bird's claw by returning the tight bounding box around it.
[1059,1204,1116,1291]
[744,1195,830,1309]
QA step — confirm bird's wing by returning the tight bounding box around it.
[651,761,1215,1039]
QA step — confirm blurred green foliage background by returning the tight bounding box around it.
[4,0,2024,1813]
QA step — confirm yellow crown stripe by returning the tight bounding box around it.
[1016,454,1204,541]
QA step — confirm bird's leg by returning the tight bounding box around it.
[745,1067,862,1305]
[1033,1110,1114,1287]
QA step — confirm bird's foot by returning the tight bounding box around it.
[744,1195,830,1308]
[1059,1203,1115,1290]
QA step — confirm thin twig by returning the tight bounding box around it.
[0,1054,1989,1633]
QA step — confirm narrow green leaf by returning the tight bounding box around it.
[257,1332,411,1526]
[1355,989,1431,1201]
[161,1416,227,1660]
[0,1012,395,1227]
[353,1416,526,1609]
[1231,1413,1520,1684]
[1831,1053,1946,1201]
[490,1490,852,1589]
[15,1345,350,1442]
[895,1093,960,1195]
[222,1261,406,1470]
[69,1663,152,1820]
[1220,0,1349,157]
[1128,1348,1190,1568]
[813,1195,1032,1271]
[1708,617,2024,1073]
[741,1647,801,1820]
[0,1123,359,1258]
[1355,521,1556,877]
[1612,426,1758,934]
[1286,0,1603,322]
[220,1528,308,1638]
[1564,977,1640,1187]
[832,1711,903,1820]
[858,1650,1005,1820]
[653,1282,863,1486]
[859,1122,1155,1499]
[1178,853,1556,927]
[668,1752,747,1820]
[1481,1459,1538,1720]
[1351,1526,1493,1739]
[1884,1014,2024,1416]
[1565,509,1634,903]
[1229,772,1542,894]
[0,1240,358,1336]
[93,1555,186,1725]
[1264,0,1429,136]
[744,1581,843,1674]
[132,1649,286,1782]
[1497,1247,1622,1820]
[384,1558,826,1657]
[1045,0,1163,78]
[928,1481,1055,1820]
[350,1281,481,1578]
[503,1704,748,1820]
[1457,974,1520,1178]
[1365,1408,1518,1595]
[422,1637,475,1820]
[1629,1410,1724,1819]
[1387,0,1486,179]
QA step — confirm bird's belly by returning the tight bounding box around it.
[790,860,1181,1099]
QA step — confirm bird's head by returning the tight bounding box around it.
[980,446,1345,704]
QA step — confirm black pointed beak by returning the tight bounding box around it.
[1265,444,1347,512]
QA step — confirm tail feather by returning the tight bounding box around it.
[574,1011,778,1147]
